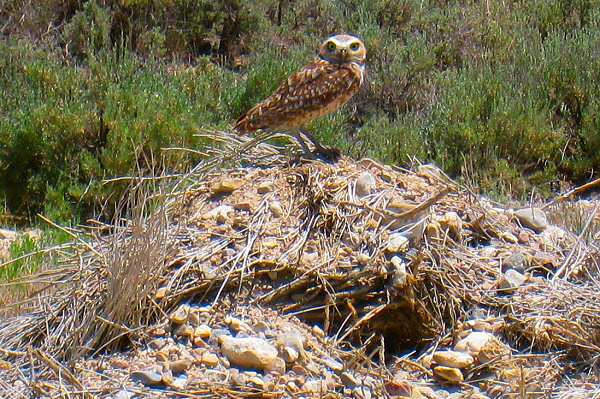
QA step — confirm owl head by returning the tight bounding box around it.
[318,34,366,64]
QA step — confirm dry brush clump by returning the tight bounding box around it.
[0,184,176,362]
[0,131,599,397]
[501,278,600,361]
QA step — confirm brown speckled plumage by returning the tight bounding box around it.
[234,34,366,135]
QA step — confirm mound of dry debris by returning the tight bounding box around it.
[0,132,599,398]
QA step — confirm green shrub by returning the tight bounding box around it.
[63,0,113,59]
[348,113,426,164]
[3,0,600,224]
[0,44,223,221]
[1,228,72,281]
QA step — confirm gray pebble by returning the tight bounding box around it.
[113,390,134,399]
[131,370,163,386]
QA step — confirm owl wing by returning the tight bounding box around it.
[235,59,362,132]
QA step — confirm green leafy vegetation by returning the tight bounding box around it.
[1,0,600,224]
[1,228,72,281]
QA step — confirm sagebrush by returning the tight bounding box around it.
[1,0,600,222]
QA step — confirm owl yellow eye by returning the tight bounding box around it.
[350,42,360,51]
[326,42,336,51]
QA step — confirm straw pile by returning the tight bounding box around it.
[0,131,599,398]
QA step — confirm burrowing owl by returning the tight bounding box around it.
[234,34,367,161]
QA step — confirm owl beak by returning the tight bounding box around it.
[340,48,348,59]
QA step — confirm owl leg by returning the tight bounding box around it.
[289,129,316,158]
[296,129,326,151]
[299,129,341,162]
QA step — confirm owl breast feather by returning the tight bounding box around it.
[235,60,364,132]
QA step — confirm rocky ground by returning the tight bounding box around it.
[22,302,511,398]
[0,136,599,398]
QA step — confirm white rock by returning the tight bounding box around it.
[277,330,305,354]
[390,256,408,288]
[386,233,409,253]
[131,370,163,386]
[169,359,192,374]
[219,336,278,371]
[514,208,548,233]
[355,172,376,197]
[454,331,494,356]
[114,390,134,399]
[281,346,299,363]
[454,331,509,363]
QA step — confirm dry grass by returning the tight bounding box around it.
[502,279,600,361]
[0,131,599,397]
[0,182,176,365]
[546,200,600,246]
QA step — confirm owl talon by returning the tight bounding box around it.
[314,147,341,163]
[285,151,318,167]
[286,148,339,164]
[286,153,305,167]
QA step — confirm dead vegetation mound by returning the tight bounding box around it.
[0,131,599,398]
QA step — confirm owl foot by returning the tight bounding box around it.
[295,129,341,163]
[314,146,341,163]
[286,147,340,166]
